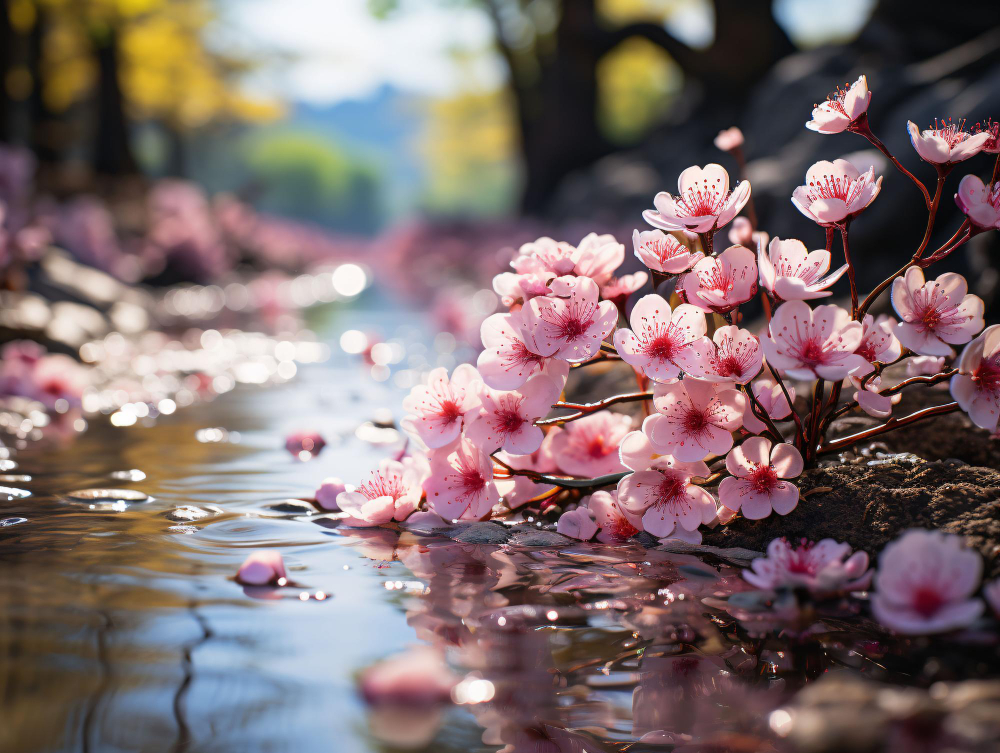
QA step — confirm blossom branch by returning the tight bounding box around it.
[767,362,806,448]
[839,222,858,317]
[848,112,931,207]
[536,391,653,426]
[742,382,783,444]
[818,401,961,455]
[912,165,950,261]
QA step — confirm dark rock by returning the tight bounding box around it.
[451,522,512,545]
[704,457,1000,576]
[508,529,574,547]
[266,499,315,515]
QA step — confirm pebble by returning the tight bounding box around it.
[67,489,150,503]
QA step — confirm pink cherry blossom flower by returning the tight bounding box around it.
[492,431,559,508]
[360,646,458,707]
[338,458,428,526]
[600,271,648,304]
[805,75,871,134]
[585,490,643,543]
[891,267,984,356]
[619,424,663,472]
[315,477,348,511]
[907,119,990,165]
[907,355,946,376]
[719,436,803,520]
[643,164,751,234]
[612,294,709,382]
[492,271,552,307]
[849,364,901,419]
[985,579,1000,617]
[681,244,757,313]
[758,237,848,301]
[237,550,287,586]
[742,379,795,435]
[523,276,618,362]
[423,438,499,521]
[476,311,570,391]
[401,364,482,449]
[285,430,326,458]
[616,457,715,538]
[556,506,599,541]
[872,529,984,635]
[511,236,577,277]
[27,354,90,410]
[973,119,1000,153]
[549,410,632,477]
[791,159,882,226]
[855,313,902,366]
[632,229,703,274]
[573,232,625,284]
[659,526,704,545]
[1,340,44,368]
[714,126,744,152]
[645,377,746,462]
[951,324,1000,432]
[727,216,768,249]
[743,537,873,593]
[682,325,762,384]
[761,301,865,380]
[954,174,1000,229]
[464,375,561,454]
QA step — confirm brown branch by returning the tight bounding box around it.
[818,401,960,455]
[767,362,805,448]
[849,112,930,207]
[537,391,653,426]
[742,382,783,443]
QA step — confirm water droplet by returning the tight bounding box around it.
[66,488,150,503]
[111,469,146,482]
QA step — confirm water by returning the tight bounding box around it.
[2,324,999,752]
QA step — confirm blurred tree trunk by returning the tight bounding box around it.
[27,7,60,167]
[1,0,10,143]
[487,0,793,215]
[92,28,137,177]
[164,123,187,177]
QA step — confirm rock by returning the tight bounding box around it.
[655,540,763,566]
[508,529,574,547]
[704,456,1000,576]
[266,499,315,515]
[451,522,512,545]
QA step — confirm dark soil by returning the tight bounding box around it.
[703,455,1000,577]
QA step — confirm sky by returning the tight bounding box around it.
[221,0,876,107]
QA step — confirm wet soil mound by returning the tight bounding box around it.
[703,455,1000,576]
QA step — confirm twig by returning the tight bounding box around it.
[742,382,783,443]
[849,112,931,207]
[839,222,858,317]
[536,391,654,426]
[818,401,960,455]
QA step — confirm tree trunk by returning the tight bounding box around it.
[92,28,137,177]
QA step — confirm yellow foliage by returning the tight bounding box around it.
[597,35,680,143]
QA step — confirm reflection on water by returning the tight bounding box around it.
[2,349,999,753]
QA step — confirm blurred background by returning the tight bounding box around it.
[2,0,1000,310]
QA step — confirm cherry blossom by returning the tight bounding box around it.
[237,550,287,586]
[510,232,624,285]
[315,477,348,511]
[574,232,626,284]
[907,355,946,376]
[585,490,643,543]
[476,311,570,391]
[791,159,882,226]
[612,294,709,382]
[549,411,632,477]
[556,506,599,541]
[643,164,751,234]
[464,375,561,455]
[954,174,1000,229]
[743,537,873,593]
[742,379,795,435]
[401,364,482,449]
[714,126,744,152]
[871,529,984,635]
[854,313,902,366]
[728,216,768,249]
[492,271,552,307]
[423,438,499,520]
[619,423,663,472]
[805,75,871,134]
[985,579,1000,617]
[718,436,803,520]
[632,229,703,274]
[907,119,990,164]
[758,237,848,301]
[600,271,648,305]
[616,457,715,538]
[360,646,458,707]
[849,364,901,419]
[760,301,865,380]
[680,244,757,313]
[523,276,618,362]
[493,432,559,508]
[891,267,984,356]
[338,458,428,526]
[682,325,762,384]
[645,377,746,462]
[951,324,1000,432]
[973,119,1000,153]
